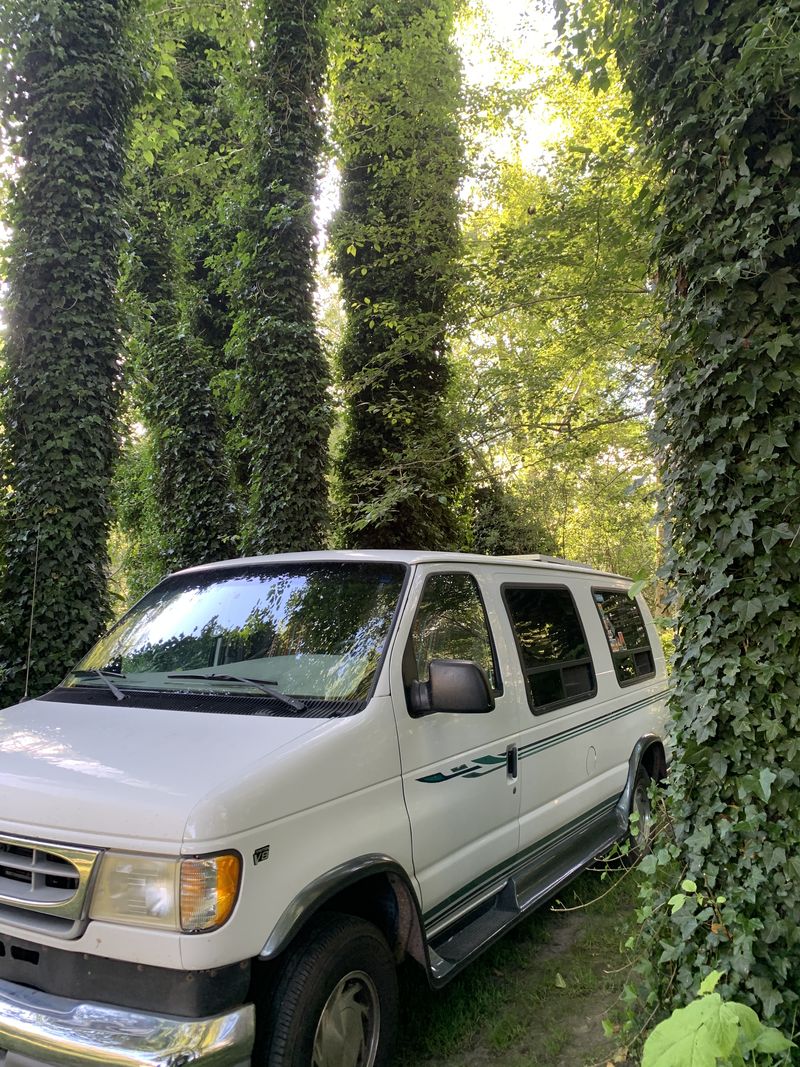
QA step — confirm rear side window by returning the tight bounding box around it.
[593,589,655,686]
[406,572,500,693]
[503,585,595,713]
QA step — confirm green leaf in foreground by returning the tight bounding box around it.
[697,971,721,995]
[642,980,794,1067]
[642,994,739,1067]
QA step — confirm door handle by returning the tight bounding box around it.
[506,743,518,781]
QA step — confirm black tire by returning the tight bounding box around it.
[627,765,654,862]
[258,912,398,1067]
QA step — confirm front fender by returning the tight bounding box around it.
[259,853,422,960]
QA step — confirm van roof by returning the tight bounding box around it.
[175,550,628,583]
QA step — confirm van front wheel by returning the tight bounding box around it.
[260,912,398,1067]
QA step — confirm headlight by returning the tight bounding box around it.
[90,851,241,932]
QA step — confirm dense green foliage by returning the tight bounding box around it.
[451,48,659,574]
[470,479,558,558]
[556,0,800,1035]
[120,21,240,587]
[230,0,331,554]
[330,0,466,549]
[0,0,137,701]
[0,0,663,710]
[127,197,237,573]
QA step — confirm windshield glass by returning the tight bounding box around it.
[62,562,406,710]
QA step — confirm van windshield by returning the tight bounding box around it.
[62,562,406,711]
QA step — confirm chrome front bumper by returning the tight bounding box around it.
[0,978,255,1067]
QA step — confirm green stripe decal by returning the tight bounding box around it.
[418,753,506,784]
[415,687,670,785]
[422,795,618,928]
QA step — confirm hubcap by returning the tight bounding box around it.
[312,970,380,1067]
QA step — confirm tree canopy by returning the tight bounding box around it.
[0,0,661,699]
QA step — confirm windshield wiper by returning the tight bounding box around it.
[166,673,307,712]
[71,669,127,702]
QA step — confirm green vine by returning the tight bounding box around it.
[330,0,467,549]
[126,196,238,573]
[229,0,332,554]
[120,17,241,581]
[554,0,800,1037]
[0,0,138,705]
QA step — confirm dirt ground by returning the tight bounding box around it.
[392,870,637,1067]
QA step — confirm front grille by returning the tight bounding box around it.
[0,834,100,939]
[0,843,80,901]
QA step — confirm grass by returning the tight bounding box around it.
[391,864,640,1067]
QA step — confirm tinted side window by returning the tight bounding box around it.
[503,586,595,712]
[407,573,499,691]
[593,590,655,685]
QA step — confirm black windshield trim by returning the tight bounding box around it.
[60,560,410,713]
[40,686,368,719]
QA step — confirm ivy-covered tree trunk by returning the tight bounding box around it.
[127,201,238,574]
[557,0,800,1031]
[119,24,240,584]
[330,0,466,549]
[176,30,243,507]
[0,0,137,706]
[231,0,331,554]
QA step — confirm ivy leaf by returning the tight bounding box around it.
[761,269,797,313]
[750,977,783,1019]
[767,143,792,169]
[668,893,687,913]
[758,768,776,802]
[708,751,728,779]
[638,853,658,875]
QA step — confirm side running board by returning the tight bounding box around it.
[426,804,621,986]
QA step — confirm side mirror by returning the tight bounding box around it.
[410,659,495,717]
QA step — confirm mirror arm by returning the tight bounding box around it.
[409,679,432,717]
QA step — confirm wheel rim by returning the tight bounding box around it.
[632,783,653,848]
[311,969,381,1067]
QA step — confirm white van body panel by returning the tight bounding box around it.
[0,698,329,846]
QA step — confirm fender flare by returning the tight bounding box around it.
[614,733,667,831]
[259,853,424,961]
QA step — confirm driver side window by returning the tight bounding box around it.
[406,572,500,692]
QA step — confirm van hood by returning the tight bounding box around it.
[0,695,330,849]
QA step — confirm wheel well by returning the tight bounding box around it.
[319,872,426,967]
[641,741,667,783]
[257,870,427,977]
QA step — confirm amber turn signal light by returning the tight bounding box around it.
[180,853,241,932]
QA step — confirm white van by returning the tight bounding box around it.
[0,551,669,1067]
